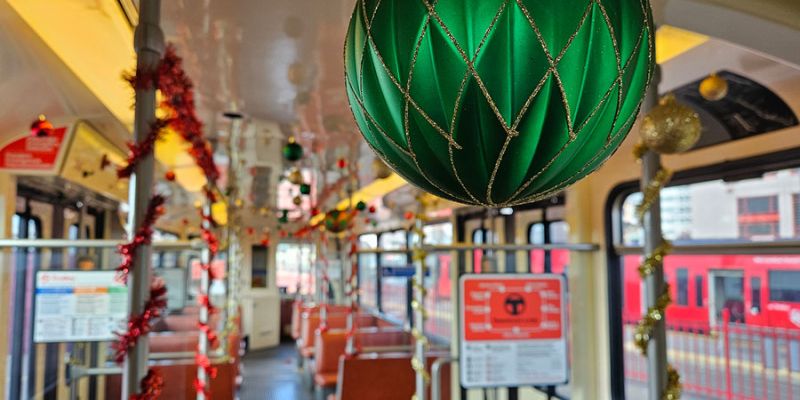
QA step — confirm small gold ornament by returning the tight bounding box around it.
[699,73,728,101]
[287,168,304,185]
[372,158,392,180]
[292,195,303,206]
[640,94,701,154]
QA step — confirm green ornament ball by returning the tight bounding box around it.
[355,201,367,211]
[345,0,655,206]
[282,137,303,162]
[299,183,311,195]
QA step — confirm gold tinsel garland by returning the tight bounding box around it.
[634,144,682,400]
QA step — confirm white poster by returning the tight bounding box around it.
[34,271,128,343]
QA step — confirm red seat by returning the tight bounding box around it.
[298,312,378,358]
[313,327,413,389]
[105,360,237,399]
[332,352,451,400]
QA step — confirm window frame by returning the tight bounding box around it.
[605,146,800,400]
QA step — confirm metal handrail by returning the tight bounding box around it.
[615,239,800,255]
[356,243,598,254]
[0,239,201,250]
[431,356,454,400]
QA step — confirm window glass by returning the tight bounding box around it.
[472,228,494,273]
[358,234,378,310]
[275,243,315,294]
[528,223,545,273]
[695,275,703,307]
[251,245,269,288]
[422,223,453,339]
[620,168,800,244]
[676,268,688,306]
[751,277,761,312]
[769,270,800,302]
[380,230,409,322]
[549,221,569,243]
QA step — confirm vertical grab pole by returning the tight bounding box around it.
[123,0,163,397]
[197,195,212,400]
[412,205,429,400]
[641,66,668,400]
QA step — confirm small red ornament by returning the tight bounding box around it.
[155,205,166,216]
[30,115,54,137]
[246,227,255,236]
[404,211,414,220]
[260,238,270,246]
[337,158,347,169]
[311,208,320,217]
[165,171,176,181]
[368,205,376,213]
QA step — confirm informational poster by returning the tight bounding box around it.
[459,274,568,388]
[34,271,128,343]
[0,127,69,174]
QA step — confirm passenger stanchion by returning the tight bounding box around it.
[345,233,360,356]
[196,190,220,400]
[318,231,331,332]
[633,66,683,400]
[411,209,430,400]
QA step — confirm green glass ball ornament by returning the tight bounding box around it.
[282,136,303,162]
[299,183,311,195]
[345,0,655,206]
[324,210,351,233]
[355,201,367,211]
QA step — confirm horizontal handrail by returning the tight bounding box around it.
[0,239,201,250]
[357,243,598,254]
[615,239,800,255]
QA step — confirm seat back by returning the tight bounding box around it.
[314,330,348,375]
[335,352,451,400]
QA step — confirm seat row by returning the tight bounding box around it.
[104,307,241,399]
[292,301,452,400]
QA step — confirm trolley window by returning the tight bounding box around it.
[768,271,800,302]
[358,234,379,310]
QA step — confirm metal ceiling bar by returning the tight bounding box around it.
[614,240,800,255]
[0,239,199,249]
[355,243,599,254]
[124,0,163,397]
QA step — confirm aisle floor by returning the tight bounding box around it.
[240,343,312,400]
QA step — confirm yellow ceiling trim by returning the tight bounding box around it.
[310,173,408,225]
[655,25,709,64]
[8,0,136,128]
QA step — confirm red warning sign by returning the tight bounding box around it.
[0,127,68,173]
[462,276,563,341]
[460,274,568,388]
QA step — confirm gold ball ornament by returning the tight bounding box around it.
[699,73,728,101]
[372,158,392,180]
[287,168,304,185]
[640,94,702,154]
[292,195,303,206]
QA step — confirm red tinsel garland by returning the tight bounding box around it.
[130,368,164,400]
[117,119,170,179]
[117,195,166,282]
[113,282,168,363]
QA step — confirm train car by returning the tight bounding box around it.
[1,1,800,400]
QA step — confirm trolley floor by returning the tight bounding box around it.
[240,343,311,400]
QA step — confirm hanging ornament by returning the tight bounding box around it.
[234,198,244,207]
[165,171,176,181]
[355,201,367,211]
[337,158,347,169]
[344,0,655,206]
[259,207,269,216]
[246,227,255,236]
[287,168,304,185]
[299,183,311,195]
[292,195,303,206]
[282,136,304,162]
[403,211,414,221]
[324,210,352,233]
[368,205,376,214]
[372,158,392,180]
[639,94,702,154]
[310,207,320,217]
[30,114,54,137]
[699,73,728,101]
